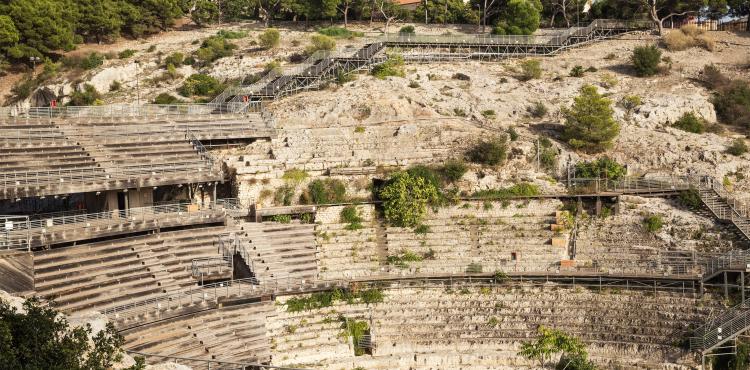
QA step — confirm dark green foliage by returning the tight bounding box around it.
[441,160,467,182]
[386,250,424,268]
[414,224,431,234]
[372,54,405,79]
[274,185,295,206]
[178,74,223,97]
[0,297,136,370]
[285,288,384,312]
[153,93,179,104]
[379,171,439,228]
[678,187,703,209]
[259,28,280,49]
[10,75,36,100]
[216,30,247,39]
[574,157,626,180]
[631,44,662,77]
[556,354,598,370]
[673,112,706,133]
[191,0,220,26]
[414,0,477,24]
[643,214,664,233]
[68,84,101,106]
[80,52,105,70]
[271,214,292,223]
[317,27,363,38]
[508,127,519,141]
[712,81,750,128]
[527,101,547,118]
[340,205,363,230]
[407,165,442,190]
[164,52,184,67]
[306,179,347,204]
[562,85,619,152]
[569,65,585,77]
[341,318,370,356]
[492,0,542,35]
[306,34,336,54]
[467,136,508,166]
[399,25,416,34]
[118,49,136,59]
[472,183,540,199]
[195,36,237,65]
[537,137,558,170]
[727,138,749,156]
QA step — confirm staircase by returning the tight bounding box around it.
[696,177,750,242]
[690,298,750,355]
[211,19,650,105]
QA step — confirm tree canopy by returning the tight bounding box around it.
[561,84,620,153]
[0,297,144,370]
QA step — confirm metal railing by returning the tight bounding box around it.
[127,350,310,370]
[0,103,263,119]
[702,250,750,280]
[567,176,692,194]
[0,202,219,250]
[690,297,750,353]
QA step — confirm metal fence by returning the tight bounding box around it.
[127,350,309,370]
[0,103,263,119]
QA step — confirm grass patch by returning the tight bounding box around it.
[472,183,540,200]
[317,26,364,38]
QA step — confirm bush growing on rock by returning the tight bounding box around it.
[379,171,439,228]
[318,27,363,38]
[441,160,468,182]
[527,101,547,118]
[195,36,237,65]
[259,28,280,49]
[178,73,223,97]
[467,135,508,166]
[372,54,405,79]
[118,49,136,59]
[68,84,102,106]
[561,85,619,152]
[712,81,750,129]
[164,52,184,67]
[574,157,626,180]
[643,214,664,233]
[153,93,180,104]
[304,179,347,204]
[340,205,363,230]
[663,25,714,52]
[569,65,585,77]
[306,34,336,54]
[191,0,220,26]
[619,95,642,114]
[399,25,416,34]
[518,59,542,81]
[672,112,706,134]
[727,138,749,156]
[631,44,662,77]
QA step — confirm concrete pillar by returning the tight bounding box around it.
[595,197,602,216]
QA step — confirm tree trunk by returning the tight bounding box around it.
[648,2,663,35]
[370,0,375,25]
[746,15,750,31]
[344,5,349,28]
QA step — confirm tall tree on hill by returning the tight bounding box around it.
[643,0,712,35]
[76,0,123,43]
[5,0,78,58]
[192,0,221,25]
[337,0,354,27]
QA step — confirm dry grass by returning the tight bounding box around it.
[663,25,714,51]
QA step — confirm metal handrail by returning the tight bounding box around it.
[126,350,310,370]
[0,103,263,119]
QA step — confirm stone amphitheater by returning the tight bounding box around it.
[0,16,749,370]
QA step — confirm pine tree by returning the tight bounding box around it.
[562,84,620,153]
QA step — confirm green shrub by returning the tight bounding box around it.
[275,185,295,206]
[468,136,508,166]
[399,25,416,34]
[569,65,585,77]
[672,112,706,134]
[562,85,619,152]
[712,81,750,128]
[527,101,547,118]
[643,214,664,233]
[379,171,439,227]
[727,138,748,156]
[492,0,541,35]
[306,34,336,54]
[80,52,105,70]
[414,224,431,234]
[336,70,356,84]
[574,157,626,180]
[619,95,642,114]
[518,59,542,81]
[472,183,540,200]
[407,165,441,191]
[164,52,184,67]
[259,28,281,49]
[481,109,495,118]
[118,49,136,59]
[68,84,101,106]
[216,29,248,39]
[271,214,292,223]
[340,205,363,230]
[372,54,405,79]
[153,93,180,104]
[631,44,662,77]
[678,187,703,209]
[408,81,420,88]
[178,73,223,97]
[508,127,519,141]
[10,76,36,100]
[305,179,347,204]
[195,36,237,64]
[282,169,309,184]
[599,73,618,88]
[387,250,424,268]
[318,26,364,38]
[441,160,467,182]
[285,288,383,312]
[537,137,558,170]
